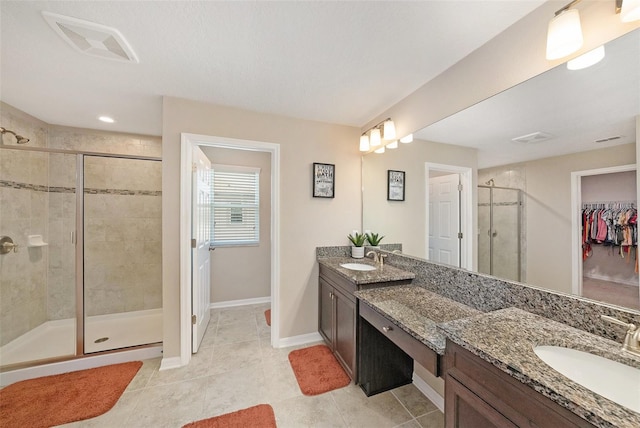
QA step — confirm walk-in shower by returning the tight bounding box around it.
[478,184,523,282]
[0,143,162,370]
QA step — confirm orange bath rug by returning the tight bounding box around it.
[183,404,277,428]
[264,309,271,326]
[0,361,142,428]
[288,344,350,396]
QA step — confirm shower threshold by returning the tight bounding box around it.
[0,308,162,367]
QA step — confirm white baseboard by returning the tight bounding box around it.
[209,296,271,309]
[0,345,162,387]
[276,332,323,348]
[413,372,444,413]
[159,356,183,371]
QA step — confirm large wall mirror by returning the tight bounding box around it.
[363,29,639,312]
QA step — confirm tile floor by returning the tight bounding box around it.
[59,303,444,427]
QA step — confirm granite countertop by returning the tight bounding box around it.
[355,285,482,354]
[438,307,640,428]
[318,257,415,285]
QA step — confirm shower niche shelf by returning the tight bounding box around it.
[27,235,48,247]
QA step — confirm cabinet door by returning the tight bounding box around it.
[445,374,517,428]
[334,287,356,378]
[319,278,334,345]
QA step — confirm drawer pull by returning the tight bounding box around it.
[382,326,392,333]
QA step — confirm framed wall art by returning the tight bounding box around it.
[387,170,405,201]
[313,162,335,198]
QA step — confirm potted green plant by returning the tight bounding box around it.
[365,232,384,249]
[347,232,366,258]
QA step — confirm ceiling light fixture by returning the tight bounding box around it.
[620,0,640,21]
[98,115,115,123]
[400,134,413,144]
[546,3,583,60]
[567,45,605,70]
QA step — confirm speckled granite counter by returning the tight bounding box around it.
[438,307,640,428]
[317,257,415,285]
[355,285,481,354]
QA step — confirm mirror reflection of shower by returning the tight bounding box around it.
[0,126,30,144]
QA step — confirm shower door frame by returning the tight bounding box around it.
[478,184,522,282]
[0,145,161,365]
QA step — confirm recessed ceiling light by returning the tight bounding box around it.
[98,116,115,123]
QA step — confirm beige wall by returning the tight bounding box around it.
[363,139,477,259]
[520,144,635,293]
[162,96,361,358]
[201,147,271,303]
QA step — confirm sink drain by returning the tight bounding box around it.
[94,337,109,343]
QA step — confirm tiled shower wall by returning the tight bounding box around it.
[0,107,50,346]
[0,103,161,346]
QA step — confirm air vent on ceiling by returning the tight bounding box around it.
[42,11,139,63]
[595,136,622,143]
[511,131,554,144]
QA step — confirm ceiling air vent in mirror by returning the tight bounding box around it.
[511,131,554,144]
[42,11,139,63]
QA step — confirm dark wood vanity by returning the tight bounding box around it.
[444,341,593,428]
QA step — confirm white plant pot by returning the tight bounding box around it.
[351,246,365,259]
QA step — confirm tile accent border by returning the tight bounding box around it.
[0,179,161,196]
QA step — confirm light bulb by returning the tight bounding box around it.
[621,0,640,22]
[383,120,396,140]
[359,135,370,152]
[400,134,413,143]
[567,45,605,70]
[370,128,381,147]
[546,9,583,60]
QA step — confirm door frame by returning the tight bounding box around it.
[424,163,474,271]
[570,163,636,296]
[180,133,280,366]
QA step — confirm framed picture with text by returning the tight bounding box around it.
[387,170,405,201]
[313,162,335,198]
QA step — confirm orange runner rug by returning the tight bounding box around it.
[0,361,142,428]
[183,404,276,428]
[288,344,350,396]
[264,309,271,326]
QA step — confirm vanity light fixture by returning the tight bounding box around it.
[359,134,370,152]
[374,146,385,154]
[567,45,605,70]
[387,140,398,149]
[383,119,396,140]
[370,128,382,147]
[620,0,640,21]
[546,5,583,60]
[400,134,413,144]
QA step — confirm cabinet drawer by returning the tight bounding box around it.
[360,302,439,376]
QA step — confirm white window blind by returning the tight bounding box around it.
[211,165,260,246]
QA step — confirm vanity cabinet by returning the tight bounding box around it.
[319,266,357,379]
[444,341,593,428]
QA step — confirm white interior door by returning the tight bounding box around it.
[192,146,212,353]
[428,174,461,267]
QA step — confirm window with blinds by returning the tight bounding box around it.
[211,165,260,246]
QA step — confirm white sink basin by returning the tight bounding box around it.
[533,345,640,413]
[340,263,376,272]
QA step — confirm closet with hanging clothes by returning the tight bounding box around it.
[581,171,638,309]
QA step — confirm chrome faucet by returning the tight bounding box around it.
[602,315,640,357]
[366,251,387,267]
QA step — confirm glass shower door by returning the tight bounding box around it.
[83,155,162,353]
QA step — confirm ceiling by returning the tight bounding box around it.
[415,29,640,169]
[0,1,546,137]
